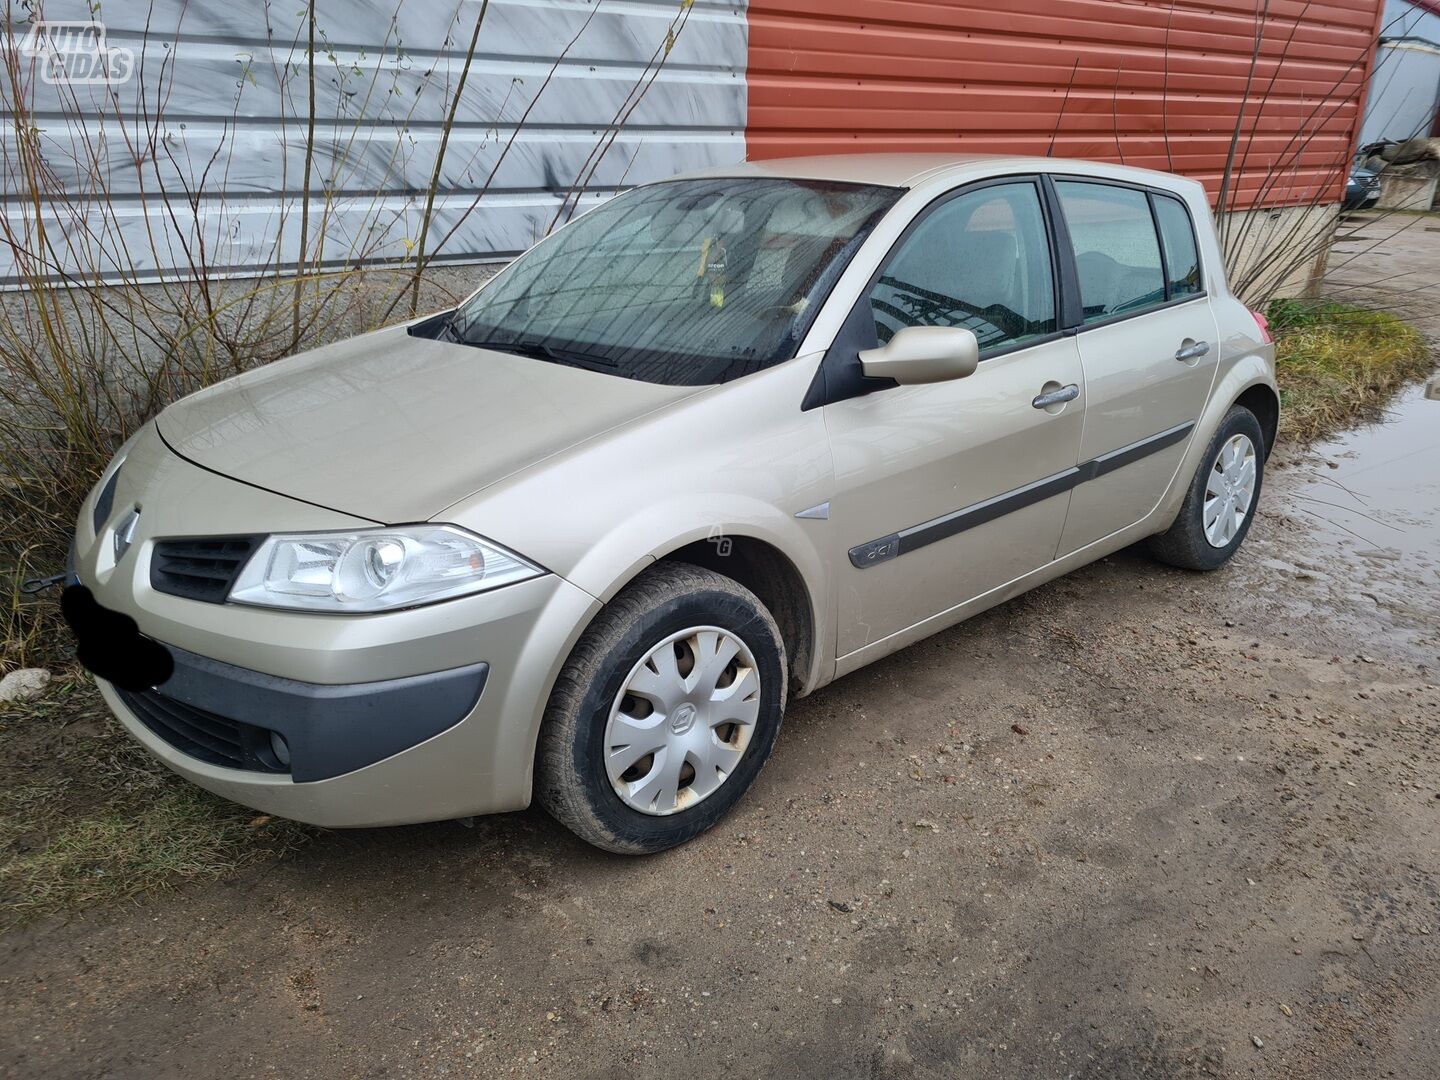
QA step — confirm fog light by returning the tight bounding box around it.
[269,730,292,767]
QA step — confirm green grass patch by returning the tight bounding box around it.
[1267,298,1434,441]
[0,677,311,925]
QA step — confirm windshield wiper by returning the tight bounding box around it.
[436,312,463,343]
[463,335,618,372]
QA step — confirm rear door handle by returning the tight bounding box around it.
[1175,341,1211,362]
[1032,383,1080,409]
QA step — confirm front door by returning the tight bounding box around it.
[1050,180,1221,555]
[823,179,1085,660]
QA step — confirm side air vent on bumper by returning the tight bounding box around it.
[111,642,490,782]
[116,685,289,773]
[150,536,263,603]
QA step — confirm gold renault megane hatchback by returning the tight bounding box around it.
[66,155,1278,853]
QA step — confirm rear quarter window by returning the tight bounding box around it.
[1152,194,1203,299]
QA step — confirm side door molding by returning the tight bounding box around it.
[846,420,1195,568]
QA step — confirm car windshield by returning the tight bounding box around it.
[449,177,902,385]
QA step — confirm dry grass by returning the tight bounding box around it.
[0,268,480,670]
[0,678,311,926]
[1268,299,1434,442]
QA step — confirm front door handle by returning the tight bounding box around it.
[1032,383,1080,409]
[1175,341,1211,362]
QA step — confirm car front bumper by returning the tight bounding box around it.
[1345,183,1381,209]
[78,424,602,827]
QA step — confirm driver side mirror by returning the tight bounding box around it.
[859,326,980,385]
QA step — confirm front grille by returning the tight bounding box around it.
[116,685,287,773]
[150,535,262,603]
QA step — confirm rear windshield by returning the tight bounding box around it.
[450,177,902,385]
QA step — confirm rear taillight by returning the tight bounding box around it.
[1251,309,1274,345]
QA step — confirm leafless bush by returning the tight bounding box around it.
[1053,3,1435,307]
[1212,6,1438,304]
[0,0,692,666]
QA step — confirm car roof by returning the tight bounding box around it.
[676,153,1204,195]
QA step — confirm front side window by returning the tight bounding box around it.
[450,178,901,386]
[1056,182,1166,323]
[868,182,1058,354]
[1152,194,1203,299]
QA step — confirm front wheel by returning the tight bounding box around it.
[1148,405,1266,571]
[536,562,787,854]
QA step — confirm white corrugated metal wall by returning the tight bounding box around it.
[1360,0,1440,142]
[1,0,748,284]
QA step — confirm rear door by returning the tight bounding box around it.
[1049,180,1220,555]
[822,178,1085,661]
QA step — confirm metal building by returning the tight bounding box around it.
[747,0,1385,209]
[1,0,1387,284]
[1360,0,1440,144]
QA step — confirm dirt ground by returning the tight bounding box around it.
[2,216,1438,1080]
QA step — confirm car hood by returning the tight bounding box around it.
[156,324,706,523]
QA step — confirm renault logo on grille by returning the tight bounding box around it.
[112,506,140,560]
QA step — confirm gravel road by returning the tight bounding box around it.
[2,216,1437,1080]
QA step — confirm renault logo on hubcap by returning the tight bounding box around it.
[669,702,698,735]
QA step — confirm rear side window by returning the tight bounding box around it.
[1056,182,1166,323]
[869,182,1057,355]
[1152,194,1203,299]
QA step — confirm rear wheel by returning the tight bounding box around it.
[536,562,786,854]
[1148,405,1265,571]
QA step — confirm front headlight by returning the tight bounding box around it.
[227,525,544,613]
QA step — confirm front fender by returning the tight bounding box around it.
[565,492,833,689]
[571,493,824,603]
[444,354,837,697]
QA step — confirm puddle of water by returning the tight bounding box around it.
[1287,377,1440,572]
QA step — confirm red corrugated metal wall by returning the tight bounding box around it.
[746,0,1386,210]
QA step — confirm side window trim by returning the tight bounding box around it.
[1040,174,1084,331]
[802,173,1063,411]
[1147,192,1173,303]
[1045,174,1209,335]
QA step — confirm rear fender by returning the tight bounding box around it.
[1154,347,1277,527]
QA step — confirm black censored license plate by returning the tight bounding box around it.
[60,585,175,691]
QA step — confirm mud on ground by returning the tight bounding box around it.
[1,216,1437,1080]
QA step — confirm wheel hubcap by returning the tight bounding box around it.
[603,626,762,816]
[1203,433,1257,548]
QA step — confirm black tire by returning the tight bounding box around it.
[536,561,787,855]
[1148,404,1266,571]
